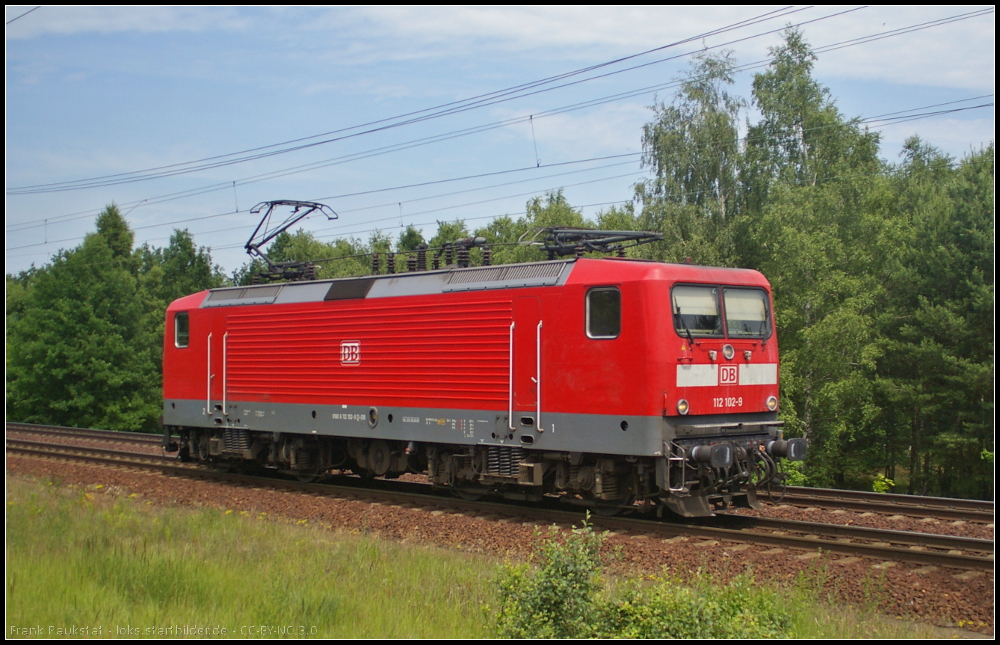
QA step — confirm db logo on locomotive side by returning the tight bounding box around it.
[340,341,361,365]
[719,364,738,385]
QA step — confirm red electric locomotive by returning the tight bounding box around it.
[162,221,804,517]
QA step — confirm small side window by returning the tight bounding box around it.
[174,312,190,348]
[587,287,621,339]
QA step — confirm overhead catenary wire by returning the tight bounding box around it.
[5,6,40,25]
[7,114,994,268]
[7,92,991,246]
[6,153,643,233]
[12,6,874,196]
[14,4,989,197]
[6,167,646,252]
[5,10,993,264]
[8,19,994,237]
[5,99,992,257]
[6,6,990,230]
[6,6,809,194]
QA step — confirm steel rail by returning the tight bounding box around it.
[783,485,994,513]
[766,488,994,523]
[7,440,174,462]
[8,442,993,572]
[715,513,993,554]
[6,422,162,444]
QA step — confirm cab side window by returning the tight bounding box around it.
[587,287,620,339]
[174,312,190,348]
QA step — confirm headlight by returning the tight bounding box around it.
[722,344,735,360]
[677,399,690,415]
[766,395,778,411]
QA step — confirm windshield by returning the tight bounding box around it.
[724,288,770,338]
[672,285,722,337]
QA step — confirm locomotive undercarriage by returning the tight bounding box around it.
[166,426,804,517]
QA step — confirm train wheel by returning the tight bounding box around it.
[453,489,485,502]
[197,434,210,461]
[590,495,635,517]
[367,440,391,477]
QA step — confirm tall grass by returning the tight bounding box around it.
[6,478,491,638]
[6,476,957,639]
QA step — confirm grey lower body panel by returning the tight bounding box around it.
[164,399,667,456]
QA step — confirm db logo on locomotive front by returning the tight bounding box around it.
[340,341,361,365]
[719,364,738,385]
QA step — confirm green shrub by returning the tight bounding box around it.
[872,473,895,493]
[492,518,792,639]
[780,458,809,486]
[492,518,603,638]
[594,573,790,639]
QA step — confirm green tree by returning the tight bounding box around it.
[633,50,747,266]
[7,206,160,430]
[428,220,470,249]
[263,229,370,278]
[719,28,891,487]
[640,50,745,226]
[874,141,994,497]
[95,203,136,264]
[396,225,426,252]
[741,27,881,222]
[139,229,225,304]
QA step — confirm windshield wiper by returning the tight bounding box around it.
[673,297,696,346]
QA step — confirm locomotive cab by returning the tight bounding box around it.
[655,275,800,516]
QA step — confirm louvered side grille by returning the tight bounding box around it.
[447,262,565,284]
[486,446,525,478]
[225,299,513,405]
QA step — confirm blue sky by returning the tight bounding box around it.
[5,6,994,276]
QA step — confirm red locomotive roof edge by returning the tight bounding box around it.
[166,257,772,312]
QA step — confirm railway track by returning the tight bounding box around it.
[6,439,184,468]
[6,422,162,445]
[7,434,994,572]
[765,485,995,523]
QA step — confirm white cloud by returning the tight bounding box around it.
[4,6,251,39]
[342,6,994,91]
[351,6,767,51]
